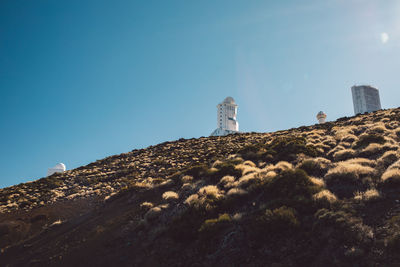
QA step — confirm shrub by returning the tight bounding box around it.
[199,213,232,233]
[313,190,337,203]
[238,136,320,164]
[219,175,236,189]
[242,160,256,167]
[211,160,224,168]
[256,206,299,234]
[273,161,293,172]
[183,164,209,179]
[324,163,375,198]
[185,185,224,210]
[353,134,385,149]
[327,145,345,159]
[359,143,385,158]
[144,207,162,221]
[344,158,376,168]
[162,191,179,201]
[267,136,320,163]
[380,169,400,192]
[198,213,233,253]
[265,169,321,200]
[353,189,380,202]
[333,149,356,161]
[341,134,359,144]
[313,209,373,244]
[309,177,325,187]
[181,175,193,183]
[368,124,386,134]
[236,172,260,189]
[210,162,242,183]
[236,144,265,162]
[226,188,247,196]
[378,151,399,168]
[183,162,241,184]
[298,157,332,177]
[140,202,153,211]
[395,129,400,138]
[235,163,259,175]
[39,177,63,189]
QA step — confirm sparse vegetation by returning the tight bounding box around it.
[2,108,400,266]
[353,133,385,149]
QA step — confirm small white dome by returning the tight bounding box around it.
[54,163,66,171]
[223,97,235,104]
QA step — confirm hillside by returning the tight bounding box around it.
[2,108,400,266]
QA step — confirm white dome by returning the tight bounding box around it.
[54,163,66,171]
[223,97,235,104]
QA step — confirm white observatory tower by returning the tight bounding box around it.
[210,97,239,136]
[316,111,327,124]
[47,163,66,176]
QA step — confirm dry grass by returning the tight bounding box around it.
[339,141,353,149]
[387,159,400,171]
[382,169,400,181]
[378,151,399,168]
[235,163,259,175]
[219,175,236,189]
[327,145,345,158]
[140,202,154,210]
[343,158,377,167]
[242,160,256,167]
[162,191,179,201]
[341,134,359,144]
[360,143,385,156]
[198,185,223,198]
[297,157,332,177]
[273,161,293,172]
[333,149,356,161]
[325,162,375,180]
[181,183,193,191]
[236,172,260,188]
[321,136,337,148]
[227,188,248,196]
[309,177,325,187]
[367,124,387,134]
[144,207,162,220]
[185,185,225,210]
[181,175,193,183]
[49,219,63,227]
[333,126,357,140]
[211,160,223,168]
[313,189,337,203]
[354,189,380,202]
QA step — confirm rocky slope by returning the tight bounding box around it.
[2,108,400,266]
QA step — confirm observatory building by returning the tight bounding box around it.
[47,163,66,176]
[210,97,239,136]
[316,111,327,124]
[351,85,382,115]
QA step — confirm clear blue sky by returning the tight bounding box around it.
[1,0,399,188]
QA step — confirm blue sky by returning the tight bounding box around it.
[1,0,399,188]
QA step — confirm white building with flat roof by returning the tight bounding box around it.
[351,85,382,115]
[210,97,239,136]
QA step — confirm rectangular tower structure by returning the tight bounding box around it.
[210,97,239,136]
[351,85,381,115]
